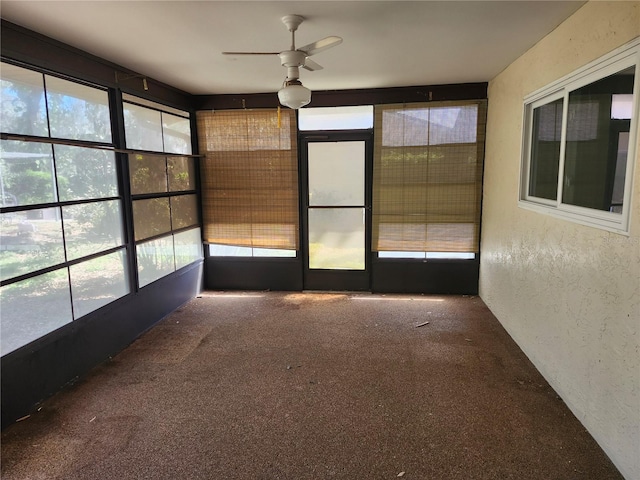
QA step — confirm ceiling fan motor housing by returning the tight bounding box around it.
[279,50,306,68]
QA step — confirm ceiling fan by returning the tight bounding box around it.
[222,15,343,109]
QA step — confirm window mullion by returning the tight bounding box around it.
[555,93,569,208]
[522,104,535,202]
[619,61,640,228]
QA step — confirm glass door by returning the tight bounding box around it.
[301,132,372,290]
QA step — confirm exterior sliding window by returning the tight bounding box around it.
[197,109,299,257]
[520,38,639,233]
[123,95,202,288]
[373,101,487,259]
[0,62,128,356]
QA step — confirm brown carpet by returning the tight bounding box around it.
[1,292,623,479]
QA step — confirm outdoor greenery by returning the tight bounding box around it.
[0,63,200,355]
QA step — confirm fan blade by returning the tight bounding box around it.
[303,58,323,71]
[222,52,280,56]
[298,36,343,56]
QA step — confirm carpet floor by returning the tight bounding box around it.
[1,292,623,479]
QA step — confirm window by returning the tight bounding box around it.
[197,109,299,258]
[123,95,191,154]
[46,76,112,143]
[520,38,639,233]
[128,152,202,287]
[124,96,201,288]
[0,62,128,355]
[298,105,374,130]
[373,101,486,258]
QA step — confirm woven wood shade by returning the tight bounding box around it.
[373,101,486,253]
[197,109,299,250]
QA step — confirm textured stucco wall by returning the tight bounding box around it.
[480,2,640,479]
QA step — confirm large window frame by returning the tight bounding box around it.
[124,96,202,288]
[0,62,203,356]
[519,38,639,234]
[0,60,129,356]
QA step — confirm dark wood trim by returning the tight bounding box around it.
[371,258,480,294]
[205,257,303,291]
[193,83,488,110]
[0,133,203,158]
[1,20,194,111]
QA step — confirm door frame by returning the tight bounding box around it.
[299,129,374,291]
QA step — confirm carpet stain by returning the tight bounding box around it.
[282,293,348,304]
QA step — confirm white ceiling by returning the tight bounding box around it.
[1,1,585,96]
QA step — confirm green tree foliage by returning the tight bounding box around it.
[0,75,48,136]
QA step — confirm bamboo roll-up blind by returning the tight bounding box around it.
[196,109,299,250]
[373,101,486,253]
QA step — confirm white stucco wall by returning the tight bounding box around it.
[480,2,640,479]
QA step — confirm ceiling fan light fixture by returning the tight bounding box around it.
[278,80,311,109]
[223,14,342,109]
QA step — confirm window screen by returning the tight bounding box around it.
[373,101,486,253]
[197,109,299,251]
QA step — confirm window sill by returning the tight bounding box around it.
[517,200,630,236]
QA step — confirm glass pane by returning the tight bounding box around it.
[137,235,175,287]
[62,200,124,261]
[562,66,635,212]
[70,249,129,319]
[0,208,65,282]
[426,252,475,259]
[252,247,296,257]
[0,62,48,136]
[170,194,198,230]
[208,244,295,258]
[45,75,112,143]
[162,112,192,154]
[208,244,253,256]
[529,98,563,200]
[298,106,373,130]
[308,208,365,270]
[174,228,203,269]
[133,197,171,241]
[54,145,118,201]
[167,156,196,191]
[378,251,426,259]
[129,154,168,195]
[1,268,72,356]
[308,141,365,206]
[124,102,163,151]
[0,140,56,206]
